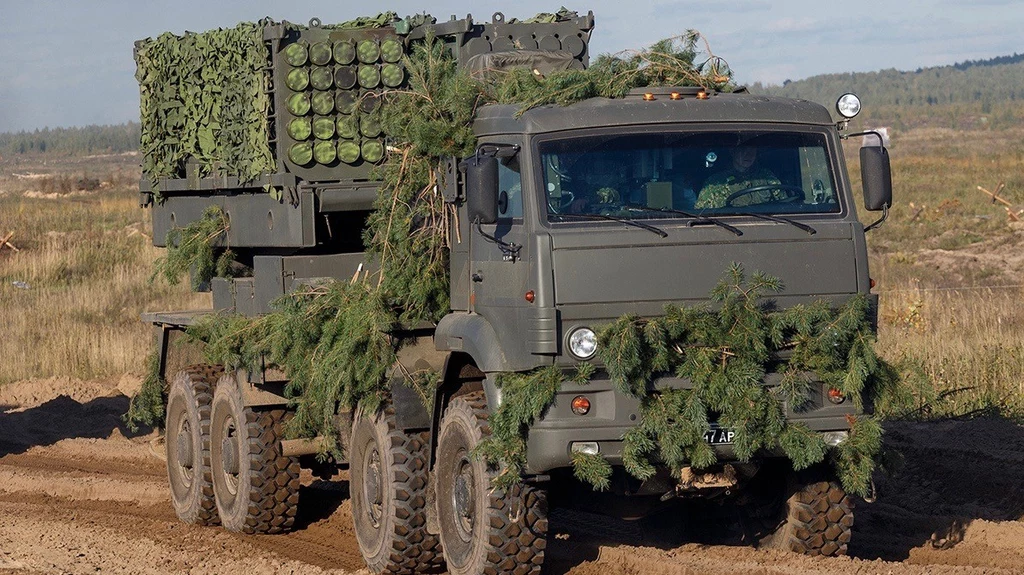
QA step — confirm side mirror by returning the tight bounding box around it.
[466,155,499,225]
[860,146,892,211]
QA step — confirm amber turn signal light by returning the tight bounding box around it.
[827,388,846,405]
[571,396,591,415]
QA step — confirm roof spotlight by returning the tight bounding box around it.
[836,93,861,119]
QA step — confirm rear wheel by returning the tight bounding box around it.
[351,405,444,574]
[435,391,548,575]
[165,364,223,525]
[756,465,854,557]
[210,374,300,533]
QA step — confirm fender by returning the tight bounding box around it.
[434,312,508,372]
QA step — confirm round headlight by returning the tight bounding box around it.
[836,93,861,119]
[568,327,597,360]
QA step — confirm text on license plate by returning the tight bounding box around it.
[704,426,735,445]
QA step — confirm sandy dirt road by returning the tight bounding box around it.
[2,376,1024,575]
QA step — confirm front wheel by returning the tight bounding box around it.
[756,465,854,557]
[351,405,444,574]
[210,374,300,534]
[435,391,548,575]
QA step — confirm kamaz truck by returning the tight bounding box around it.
[139,12,893,575]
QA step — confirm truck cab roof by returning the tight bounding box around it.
[474,89,836,137]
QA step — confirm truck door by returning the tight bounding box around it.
[468,149,531,315]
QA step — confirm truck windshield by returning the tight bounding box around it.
[540,130,840,221]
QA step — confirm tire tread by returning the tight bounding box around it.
[367,405,444,574]
[240,408,301,534]
[168,364,223,526]
[767,475,853,557]
[442,392,547,575]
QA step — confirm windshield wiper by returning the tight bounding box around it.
[554,212,668,238]
[624,205,742,236]
[736,212,816,235]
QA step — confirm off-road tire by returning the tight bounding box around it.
[165,364,223,525]
[210,374,300,534]
[435,391,547,575]
[351,405,444,574]
[759,468,854,557]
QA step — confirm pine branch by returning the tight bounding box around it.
[571,451,613,491]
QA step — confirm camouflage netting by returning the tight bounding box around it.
[130,16,913,492]
[135,21,275,186]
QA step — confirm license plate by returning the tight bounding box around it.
[704,426,735,445]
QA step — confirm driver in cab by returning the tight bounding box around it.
[694,145,782,209]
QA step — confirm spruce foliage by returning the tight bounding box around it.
[832,415,883,494]
[186,280,397,455]
[152,205,232,290]
[476,363,594,489]
[368,35,484,323]
[559,265,891,495]
[487,33,731,111]
[476,366,565,489]
[571,451,613,491]
[124,348,165,431]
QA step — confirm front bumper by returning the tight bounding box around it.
[519,371,858,475]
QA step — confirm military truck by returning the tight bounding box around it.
[139,11,893,575]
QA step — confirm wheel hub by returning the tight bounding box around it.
[452,458,475,542]
[363,447,383,527]
[175,419,194,482]
[220,417,240,495]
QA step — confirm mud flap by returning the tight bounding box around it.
[392,378,431,430]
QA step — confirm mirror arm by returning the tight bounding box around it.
[840,130,886,142]
[475,221,521,262]
[864,202,888,232]
[477,143,520,159]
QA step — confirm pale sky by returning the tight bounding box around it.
[2,0,1021,132]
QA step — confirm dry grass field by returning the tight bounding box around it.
[852,125,1024,417]
[0,152,207,384]
[1,124,1024,415]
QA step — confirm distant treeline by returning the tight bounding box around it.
[6,51,1024,157]
[952,52,1024,71]
[751,53,1024,112]
[0,123,140,156]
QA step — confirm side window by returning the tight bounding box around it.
[797,146,836,204]
[498,158,523,219]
